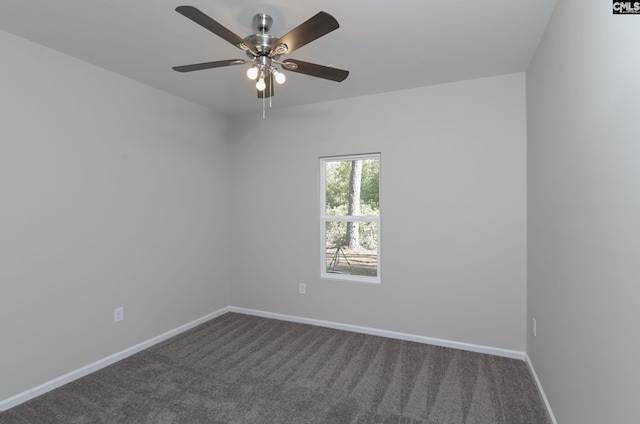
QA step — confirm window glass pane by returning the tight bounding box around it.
[325,160,349,215]
[325,221,378,277]
[325,158,380,217]
[359,158,380,212]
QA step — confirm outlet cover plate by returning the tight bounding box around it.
[114,307,124,323]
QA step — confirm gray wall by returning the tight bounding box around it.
[0,30,231,401]
[527,1,640,422]
[228,73,527,352]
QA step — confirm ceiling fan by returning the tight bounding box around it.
[172,5,349,102]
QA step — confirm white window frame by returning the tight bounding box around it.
[320,153,380,284]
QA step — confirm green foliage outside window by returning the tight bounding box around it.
[325,159,379,211]
[324,158,379,250]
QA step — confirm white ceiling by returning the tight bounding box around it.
[0,0,556,118]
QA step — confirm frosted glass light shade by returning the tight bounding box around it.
[274,71,286,84]
[247,67,259,80]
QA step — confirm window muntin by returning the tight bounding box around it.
[321,154,380,283]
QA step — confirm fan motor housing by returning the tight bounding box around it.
[244,33,279,57]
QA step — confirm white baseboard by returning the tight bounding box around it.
[525,354,558,424]
[229,306,526,360]
[0,306,231,412]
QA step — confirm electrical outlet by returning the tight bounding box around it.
[532,318,537,338]
[114,307,124,323]
[298,283,306,295]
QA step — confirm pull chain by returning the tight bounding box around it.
[262,25,266,119]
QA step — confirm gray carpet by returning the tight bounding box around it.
[1,313,550,423]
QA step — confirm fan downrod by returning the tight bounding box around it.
[252,13,272,32]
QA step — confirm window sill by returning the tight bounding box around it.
[321,272,381,285]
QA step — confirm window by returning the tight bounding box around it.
[321,154,380,283]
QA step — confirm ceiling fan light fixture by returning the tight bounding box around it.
[246,66,259,80]
[274,70,286,84]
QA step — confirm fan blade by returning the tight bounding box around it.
[281,59,349,82]
[257,73,274,98]
[269,11,339,56]
[176,6,256,55]
[173,59,246,73]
